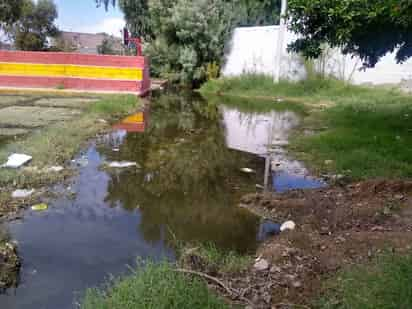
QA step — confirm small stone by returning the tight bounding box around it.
[292,280,302,288]
[394,194,404,200]
[254,258,269,271]
[324,160,333,165]
[270,266,281,273]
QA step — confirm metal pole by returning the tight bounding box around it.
[274,0,288,83]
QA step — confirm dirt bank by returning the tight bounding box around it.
[0,240,20,291]
[183,180,412,308]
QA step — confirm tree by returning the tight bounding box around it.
[236,0,280,26]
[97,36,119,55]
[0,0,24,30]
[287,0,412,68]
[9,0,59,51]
[95,0,281,85]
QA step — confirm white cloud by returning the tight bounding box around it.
[76,17,125,37]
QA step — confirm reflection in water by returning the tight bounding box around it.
[221,104,325,192]
[113,109,149,133]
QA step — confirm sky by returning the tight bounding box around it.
[53,0,125,37]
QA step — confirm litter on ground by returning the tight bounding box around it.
[107,161,139,168]
[31,204,48,211]
[12,189,35,199]
[1,154,32,168]
[240,168,255,174]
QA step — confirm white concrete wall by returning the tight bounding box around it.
[223,26,412,87]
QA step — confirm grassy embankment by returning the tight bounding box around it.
[201,75,412,308]
[81,244,251,309]
[319,252,412,309]
[0,94,141,187]
[201,74,412,180]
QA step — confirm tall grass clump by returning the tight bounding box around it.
[200,73,345,99]
[192,243,252,274]
[81,261,228,309]
[318,252,412,309]
[88,95,141,116]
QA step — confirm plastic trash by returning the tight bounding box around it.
[258,220,281,241]
[240,168,255,174]
[108,161,139,168]
[12,189,35,199]
[280,220,296,232]
[31,203,48,211]
[1,154,32,168]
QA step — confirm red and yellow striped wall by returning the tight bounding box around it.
[0,51,151,95]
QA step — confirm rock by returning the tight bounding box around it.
[254,258,269,271]
[324,160,334,165]
[12,189,34,199]
[280,221,296,232]
[394,194,405,200]
[292,280,303,288]
[270,266,281,273]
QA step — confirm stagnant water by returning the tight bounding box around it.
[0,91,325,309]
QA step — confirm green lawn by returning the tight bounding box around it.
[318,252,412,309]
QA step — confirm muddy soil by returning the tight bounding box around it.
[0,241,20,291]
[184,180,412,308]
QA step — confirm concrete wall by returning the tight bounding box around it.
[223,26,412,87]
[0,51,150,94]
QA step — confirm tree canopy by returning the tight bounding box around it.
[0,0,24,29]
[95,0,281,85]
[5,0,59,51]
[288,0,412,68]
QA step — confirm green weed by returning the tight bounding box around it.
[80,261,228,309]
[318,252,412,309]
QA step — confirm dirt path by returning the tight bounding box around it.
[185,180,412,308]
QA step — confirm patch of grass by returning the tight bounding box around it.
[88,95,140,116]
[290,95,412,179]
[205,93,308,115]
[202,74,412,179]
[199,243,252,273]
[200,74,359,101]
[80,261,228,309]
[318,252,412,309]
[182,243,252,274]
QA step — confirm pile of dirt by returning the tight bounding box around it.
[0,241,20,291]
[184,180,412,308]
